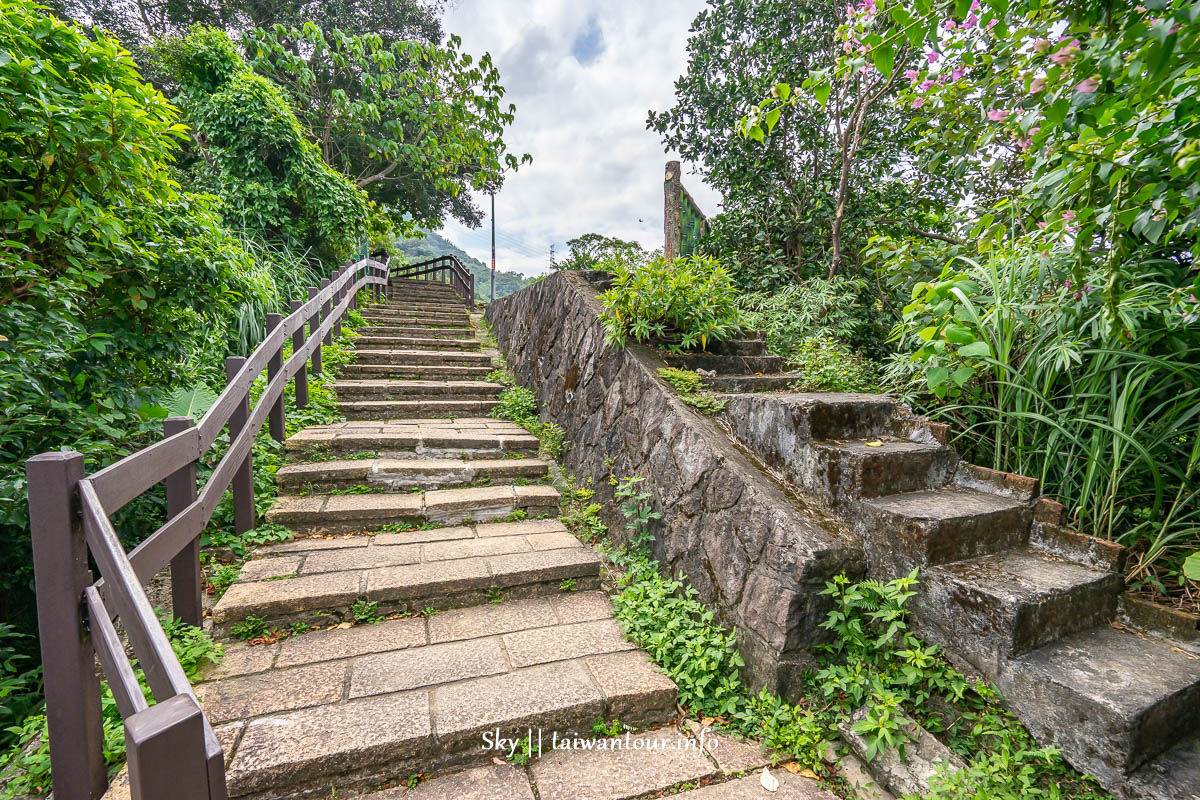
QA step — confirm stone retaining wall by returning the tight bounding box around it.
[485,272,864,697]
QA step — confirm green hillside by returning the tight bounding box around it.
[393,232,537,301]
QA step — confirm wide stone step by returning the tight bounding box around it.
[382,301,469,313]
[211,520,601,630]
[808,437,958,504]
[858,486,1031,577]
[704,374,797,393]
[998,626,1200,790]
[277,457,549,493]
[349,348,492,366]
[358,325,475,340]
[285,419,535,458]
[341,363,495,381]
[340,399,500,420]
[659,351,787,375]
[726,392,904,440]
[201,593,675,798]
[265,483,562,533]
[361,312,471,328]
[354,335,482,351]
[333,379,504,402]
[918,549,1123,675]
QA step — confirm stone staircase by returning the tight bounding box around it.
[719,392,1200,798]
[199,279,682,799]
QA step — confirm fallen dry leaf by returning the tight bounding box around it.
[865,440,883,447]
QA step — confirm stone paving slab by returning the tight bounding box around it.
[529,728,717,800]
[276,457,548,491]
[684,720,770,775]
[226,691,432,797]
[238,555,302,582]
[197,661,345,724]
[213,570,361,623]
[366,557,493,601]
[340,400,500,420]
[550,591,614,624]
[362,763,534,800]
[428,597,557,643]
[503,619,636,668]
[301,544,423,574]
[584,651,678,727]
[349,637,509,698]
[675,769,841,800]
[276,616,426,668]
[432,660,605,749]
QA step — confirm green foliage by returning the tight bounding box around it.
[155,26,371,263]
[592,718,625,737]
[487,379,566,459]
[656,368,726,415]
[231,616,269,641]
[653,0,951,289]
[0,625,41,752]
[350,599,380,625]
[559,578,578,593]
[555,233,648,272]
[789,336,878,393]
[738,277,882,357]
[888,248,1199,592]
[599,255,743,351]
[245,25,530,235]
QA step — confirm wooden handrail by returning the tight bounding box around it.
[25,255,391,800]
[391,254,475,309]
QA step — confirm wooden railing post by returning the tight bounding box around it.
[331,268,344,340]
[164,417,202,626]
[225,356,255,535]
[290,299,309,408]
[265,313,285,442]
[26,451,107,799]
[320,278,333,346]
[308,286,322,377]
[125,695,211,800]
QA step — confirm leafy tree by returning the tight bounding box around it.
[555,232,647,271]
[0,0,266,657]
[245,24,531,235]
[47,0,442,58]
[649,0,954,289]
[155,26,372,262]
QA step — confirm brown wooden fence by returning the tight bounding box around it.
[25,256,392,800]
[390,254,475,307]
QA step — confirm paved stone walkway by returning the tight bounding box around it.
[190,279,842,799]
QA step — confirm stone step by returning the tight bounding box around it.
[276,457,550,493]
[918,549,1123,675]
[998,626,1200,790]
[201,594,676,798]
[285,419,535,459]
[341,363,495,381]
[381,301,469,313]
[659,351,787,375]
[858,486,1031,577]
[340,399,500,420]
[211,520,602,631]
[333,379,504,402]
[354,335,482,352]
[265,483,562,533]
[728,392,904,440]
[704,374,797,393]
[358,326,475,340]
[807,437,958,505]
[349,348,493,365]
[361,311,471,328]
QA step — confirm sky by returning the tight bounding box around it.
[436,0,723,277]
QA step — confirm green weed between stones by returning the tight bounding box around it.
[657,367,727,415]
[554,474,1110,800]
[327,484,385,495]
[486,365,568,459]
[350,599,381,625]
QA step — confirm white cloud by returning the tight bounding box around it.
[436,0,723,277]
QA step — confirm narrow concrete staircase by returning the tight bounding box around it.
[720,392,1200,798]
[200,279,679,799]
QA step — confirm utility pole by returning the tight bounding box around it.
[548,243,556,271]
[490,191,496,303]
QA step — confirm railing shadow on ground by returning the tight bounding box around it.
[25,256,393,800]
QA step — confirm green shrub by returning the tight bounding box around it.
[657,368,726,415]
[738,277,880,357]
[490,386,538,427]
[599,255,742,351]
[789,336,879,393]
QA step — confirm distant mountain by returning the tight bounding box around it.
[393,232,535,302]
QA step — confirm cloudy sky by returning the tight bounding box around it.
[436,0,723,277]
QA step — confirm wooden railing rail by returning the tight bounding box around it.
[25,255,391,800]
[390,254,475,309]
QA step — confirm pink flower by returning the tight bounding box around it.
[986,18,997,30]
[944,18,957,29]
[952,67,966,81]
[1017,136,1032,151]
[926,51,941,63]
[843,41,853,52]
[970,0,981,10]
[1036,221,1048,229]
[1065,280,1072,289]
[1029,76,1047,93]
[1033,38,1051,53]
[987,108,1010,122]
[920,79,935,91]
[1050,38,1080,66]
[1075,76,1100,93]
[1062,210,1076,221]
[912,97,926,108]
[964,13,978,28]
[905,69,919,81]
